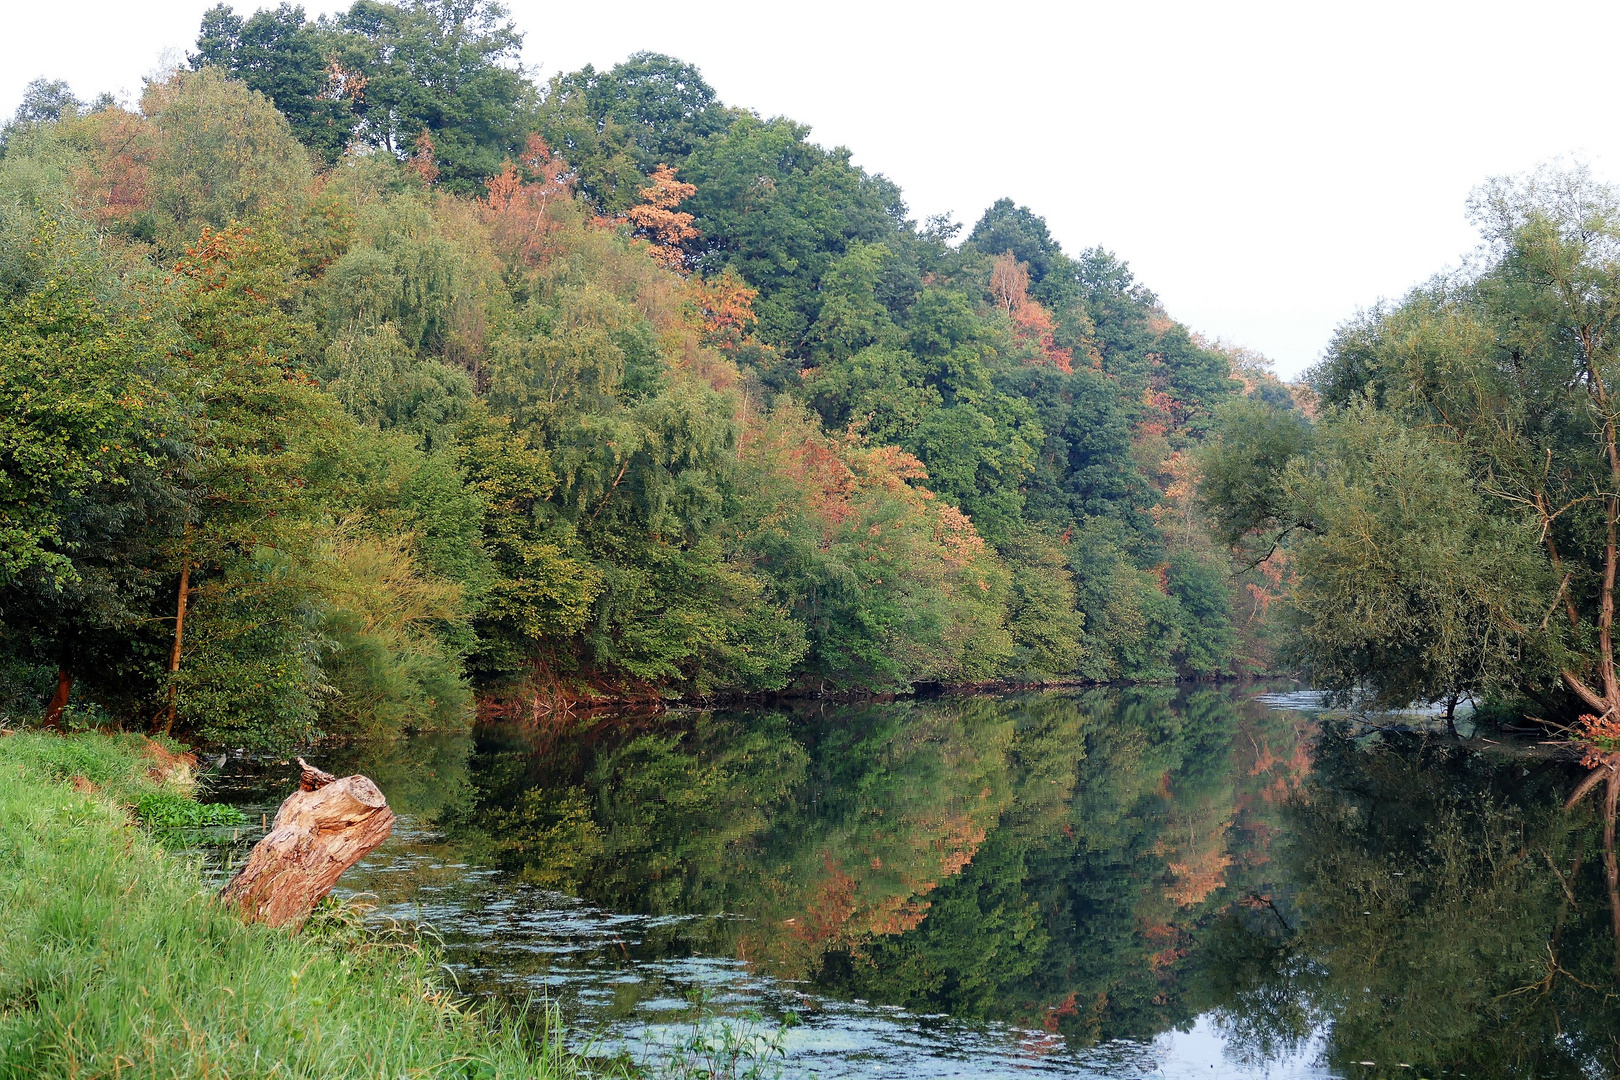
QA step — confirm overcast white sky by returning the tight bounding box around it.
[3,0,1615,378]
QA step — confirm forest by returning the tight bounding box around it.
[0,0,1298,750]
[18,4,1620,1078]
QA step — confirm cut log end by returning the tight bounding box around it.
[218,766,395,929]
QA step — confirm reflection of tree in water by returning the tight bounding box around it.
[266,694,1620,1071]
[815,688,1310,1047]
[444,687,1313,1051]
[1199,728,1620,1078]
[445,700,1015,961]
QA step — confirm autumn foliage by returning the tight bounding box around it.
[625,164,699,271]
[991,251,1074,373]
[407,129,438,185]
[690,269,759,339]
[2,36,1277,745]
[481,134,573,266]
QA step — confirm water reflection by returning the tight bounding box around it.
[1202,727,1620,1078]
[206,687,1618,1078]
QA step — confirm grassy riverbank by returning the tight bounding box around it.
[0,730,590,1079]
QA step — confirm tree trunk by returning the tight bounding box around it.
[159,561,191,737]
[42,667,71,730]
[218,758,395,929]
[1606,769,1620,983]
[1569,758,1620,983]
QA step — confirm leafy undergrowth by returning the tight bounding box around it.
[0,730,601,1079]
[134,789,248,829]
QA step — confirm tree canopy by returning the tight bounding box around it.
[0,3,1275,746]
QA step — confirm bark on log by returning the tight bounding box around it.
[218,757,395,928]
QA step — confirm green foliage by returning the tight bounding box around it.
[174,548,328,747]
[322,323,475,446]
[1000,528,1086,680]
[141,67,316,252]
[455,405,601,680]
[1,11,1270,741]
[195,0,533,190]
[966,198,1062,284]
[315,185,499,359]
[654,992,797,1080]
[133,788,246,828]
[1279,404,1550,710]
[1202,729,1620,1077]
[315,529,475,736]
[1198,396,1311,549]
[537,53,732,215]
[1202,164,1620,713]
[193,2,357,165]
[680,115,910,348]
[0,207,175,585]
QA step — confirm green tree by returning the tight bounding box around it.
[1283,405,1548,721]
[536,53,733,214]
[1001,527,1087,679]
[325,0,533,190]
[191,3,356,165]
[194,0,532,188]
[0,208,175,586]
[141,68,315,252]
[1209,167,1620,723]
[681,115,910,348]
[0,204,185,723]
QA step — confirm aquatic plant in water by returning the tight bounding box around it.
[135,789,248,829]
[653,989,798,1080]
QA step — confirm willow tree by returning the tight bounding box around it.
[1310,172,1620,713]
[1205,166,1620,968]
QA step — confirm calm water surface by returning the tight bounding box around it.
[204,687,1619,1078]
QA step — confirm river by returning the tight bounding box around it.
[202,686,1620,1079]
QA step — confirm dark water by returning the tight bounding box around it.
[203,687,1620,1078]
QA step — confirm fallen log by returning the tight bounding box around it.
[218,757,395,928]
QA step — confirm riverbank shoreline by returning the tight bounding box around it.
[0,730,596,1080]
[474,670,1296,727]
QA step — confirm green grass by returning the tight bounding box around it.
[0,730,598,1079]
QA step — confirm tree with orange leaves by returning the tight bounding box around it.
[626,164,699,272]
[690,269,758,338]
[481,134,574,267]
[407,129,438,184]
[991,251,1073,374]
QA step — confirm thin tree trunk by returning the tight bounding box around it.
[42,667,71,730]
[1600,489,1618,708]
[1605,769,1620,983]
[160,561,191,737]
[1596,374,1620,714]
[1535,490,1583,630]
[1579,362,1620,719]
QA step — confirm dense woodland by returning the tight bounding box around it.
[0,0,1297,749]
